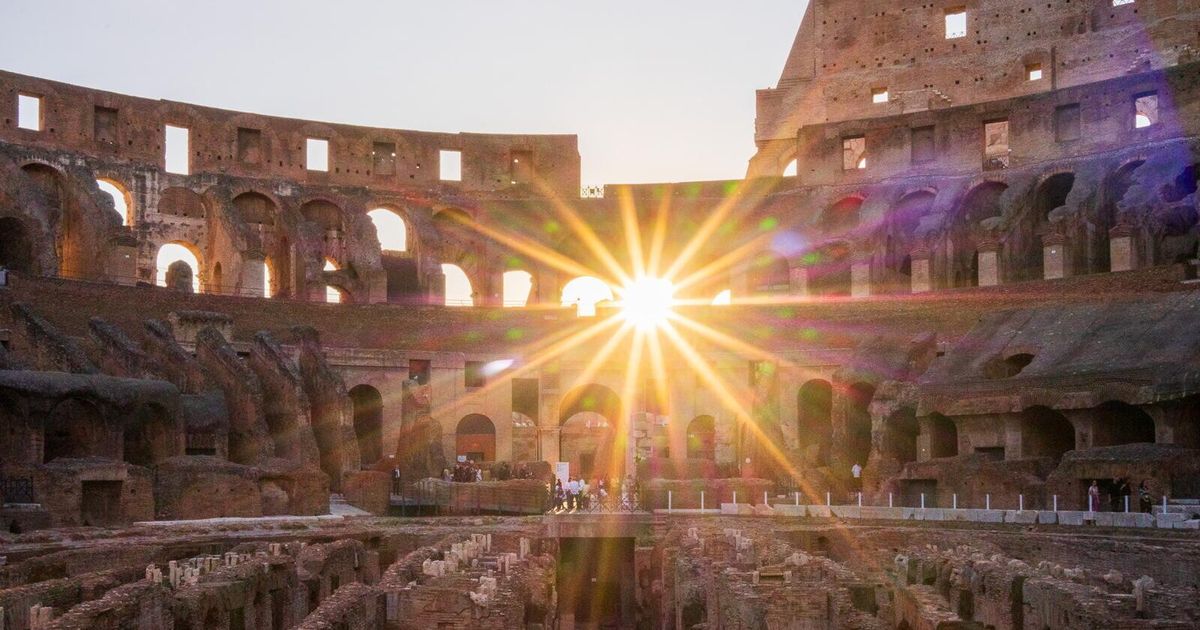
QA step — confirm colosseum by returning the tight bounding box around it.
[1,1,1199,628]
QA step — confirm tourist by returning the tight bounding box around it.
[1115,477,1131,512]
[442,468,451,483]
[1088,480,1101,512]
[1138,481,1153,513]
[851,462,863,492]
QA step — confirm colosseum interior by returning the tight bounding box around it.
[2,1,1200,628]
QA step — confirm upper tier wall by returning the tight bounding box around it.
[0,70,581,197]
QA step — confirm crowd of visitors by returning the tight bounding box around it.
[552,475,640,511]
[440,460,539,483]
[1088,477,1157,513]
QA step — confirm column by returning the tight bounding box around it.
[910,248,932,294]
[1042,233,1067,280]
[1108,224,1135,272]
[240,255,266,298]
[977,241,1001,287]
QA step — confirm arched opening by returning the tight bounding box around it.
[44,398,106,462]
[349,385,383,465]
[984,352,1035,379]
[797,380,833,465]
[0,217,34,273]
[883,407,918,466]
[123,403,173,466]
[232,192,276,226]
[1098,162,1144,272]
[845,383,875,467]
[1022,173,1075,281]
[503,270,534,307]
[323,259,343,304]
[947,182,1008,288]
[456,414,496,463]
[807,242,852,297]
[820,197,864,235]
[1019,406,1075,461]
[23,164,84,277]
[1157,164,1200,265]
[926,413,959,459]
[686,415,716,461]
[300,199,343,231]
[441,263,474,306]
[156,242,201,293]
[561,276,614,317]
[96,179,132,225]
[885,191,935,289]
[1091,401,1156,447]
[559,384,622,478]
[747,251,790,294]
[157,187,207,219]
[368,207,408,252]
[782,159,798,177]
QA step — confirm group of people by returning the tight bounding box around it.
[443,461,482,483]
[552,476,638,511]
[1087,478,1157,512]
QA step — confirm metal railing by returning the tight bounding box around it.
[1,477,34,504]
[547,488,647,514]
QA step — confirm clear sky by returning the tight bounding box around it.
[1,1,806,186]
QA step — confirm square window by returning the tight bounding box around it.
[911,126,935,164]
[842,136,867,171]
[306,138,329,172]
[1026,64,1043,81]
[94,106,118,143]
[945,8,967,39]
[17,94,42,131]
[983,120,1010,170]
[1113,0,1134,6]
[464,361,485,388]
[871,87,889,104]
[237,128,262,164]
[164,125,190,175]
[1134,93,1158,129]
[440,150,462,181]
[373,141,397,176]
[1054,104,1081,142]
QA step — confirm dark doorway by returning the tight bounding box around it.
[557,538,635,627]
[349,385,384,465]
[900,479,938,508]
[0,217,34,273]
[80,480,123,526]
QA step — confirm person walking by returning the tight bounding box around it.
[1088,480,1101,512]
[1138,481,1153,514]
[851,462,863,493]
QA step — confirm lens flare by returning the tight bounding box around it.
[619,276,675,330]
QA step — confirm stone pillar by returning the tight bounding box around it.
[910,248,931,294]
[1043,233,1067,280]
[240,255,266,298]
[788,265,808,297]
[1109,225,1135,272]
[108,240,138,286]
[977,241,1001,287]
[850,260,871,298]
[486,268,506,307]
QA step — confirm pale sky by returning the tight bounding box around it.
[1,1,807,186]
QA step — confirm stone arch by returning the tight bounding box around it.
[456,413,496,463]
[926,413,959,459]
[233,191,277,226]
[367,206,409,252]
[503,269,534,307]
[844,382,875,468]
[946,181,1008,288]
[22,162,87,277]
[1156,163,1199,265]
[299,199,344,231]
[349,385,384,465]
[883,407,918,466]
[1091,401,1156,447]
[442,263,475,307]
[686,415,716,461]
[0,216,34,273]
[1016,173,1075,281]
[123,402,174,466]
[1019,406,1075,461]
[820,196,864,235]
[559,384,623,478]
[1098,160,1145,272]
[158,186,207,219]
[561,276,614,316]
[156,241,202,292]
[884,191,936,287]
[747,250,790,294]
[797,379,833,465]
[43,398,107,462]
[807,241,852,297]
[96,178,133,225]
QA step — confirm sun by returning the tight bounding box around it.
[619,276,676,330]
